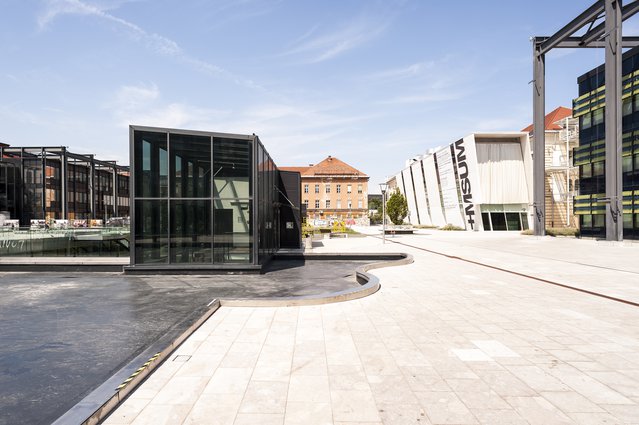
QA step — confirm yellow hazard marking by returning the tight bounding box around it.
[117,353,161,391]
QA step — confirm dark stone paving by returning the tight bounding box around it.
[0,259,371,425]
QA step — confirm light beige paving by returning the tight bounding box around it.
[105,231,639,424]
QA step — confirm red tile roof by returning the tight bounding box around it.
[282,156,368,177]
[521,106,572,133]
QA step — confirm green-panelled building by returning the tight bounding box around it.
[573,47,639,238]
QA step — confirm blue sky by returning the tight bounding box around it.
[2,0,638,193]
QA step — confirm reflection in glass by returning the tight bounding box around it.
[213,137,251,198]
[481,212,491,230]
[170,133,211,198]
[134,131,168,198]
[490,212,507,230]
[170,200,211,263]
[214,200,251,263]
[135,200,168,263]
[505,212,521,231]
[520,213,529,230]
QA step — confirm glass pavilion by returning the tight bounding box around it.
[129,126,291,271]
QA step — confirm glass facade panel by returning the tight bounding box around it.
[213,137,252,199]
[170,133,211,198]
[481,212,491,230]
[505,212,521,231]
[134,131,168,198]
[134,199,168,264]
[214,199,251,263]
[520,213,529,230]
[490,212,507,230]
[170,200,211,263]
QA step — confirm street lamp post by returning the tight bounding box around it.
[379,182,388,244]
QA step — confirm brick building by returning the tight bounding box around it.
[280,156,369,226]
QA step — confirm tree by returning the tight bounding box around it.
[368,197,382,212]
[386,189,408,225]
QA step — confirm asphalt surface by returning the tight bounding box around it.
[0,259,372,425]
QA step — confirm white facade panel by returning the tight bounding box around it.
[436,147,465,228]
[423,154,446,226]
[402,168,419,225]
[476,141,529,204]
[411,160,431,225]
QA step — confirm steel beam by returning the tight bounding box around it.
[539,0,604,55]
[553,36,639,48]
[533,39,546,236]
[605,0,624,241]
[580,0,639,45]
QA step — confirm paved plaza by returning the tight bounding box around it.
[104,230,639,425]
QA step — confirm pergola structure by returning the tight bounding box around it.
[532,0,639,240]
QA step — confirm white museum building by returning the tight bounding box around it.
[388,132,534,231]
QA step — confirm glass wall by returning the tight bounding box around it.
[213,137,252,263]
[132,127,281,267]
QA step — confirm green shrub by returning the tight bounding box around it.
[439,223,464,231]
[546,227,580,237]
[520,227,579,237]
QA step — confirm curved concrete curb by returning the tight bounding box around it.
[221,252,413,307]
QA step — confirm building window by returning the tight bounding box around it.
[304,199,309,208]
[593,161,604,177]
[336,199,341,209]
[347,184,352,193]
[592,108,604,126]
[325,184,331,193]
[347,199,352,208]
[315,184,320,193]
[336,184,341,193]
[358,199,363,208]
[623,97,633,116]
[325,200,331,208]
[304,184,309,193]
[315,199,320,208]
[357,184,362,194]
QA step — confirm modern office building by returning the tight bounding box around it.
[129,126,301,272]
[0,145,130,225]
[522,106,579,228]
[280,156,369,226]
[389,133,533,231]
[573,46,639,239]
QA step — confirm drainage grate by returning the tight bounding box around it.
[173,355,191,362]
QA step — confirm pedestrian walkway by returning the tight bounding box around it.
[104,231,639,425]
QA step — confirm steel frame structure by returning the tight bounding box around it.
[532,0,639,240]
[0,145,129,222]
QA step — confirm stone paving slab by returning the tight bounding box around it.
[105,232,639,425]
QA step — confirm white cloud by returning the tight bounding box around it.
[37,0,261,88]
[282,16,390,63]
[39,0,180,55]
[109,83,228,129]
